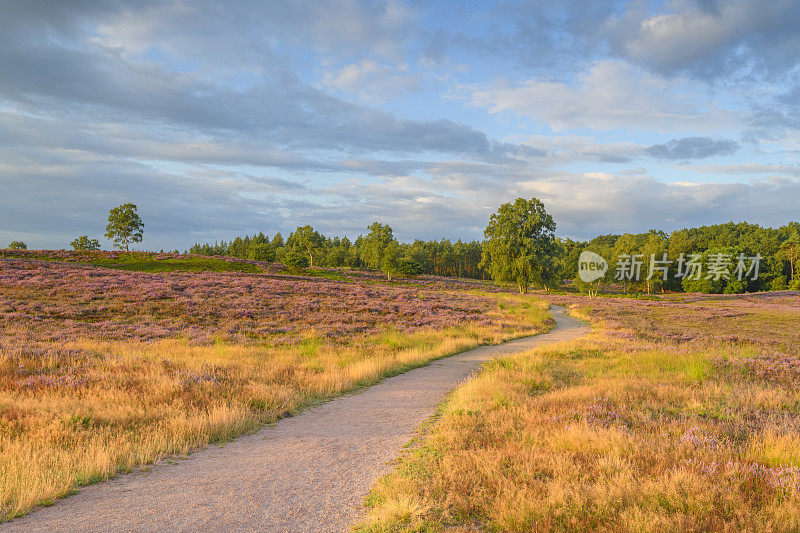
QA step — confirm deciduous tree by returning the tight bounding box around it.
[362,222,394,270]
[105,203,144,251]
[287,225,324,268]
[481,198,559,293]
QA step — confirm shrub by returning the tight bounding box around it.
[70,236,101,251]
[283,249,309,272]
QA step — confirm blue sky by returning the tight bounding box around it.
[1,0,799,250]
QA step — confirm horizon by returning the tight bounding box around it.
[2,1,799,250]
[7,215,797,254]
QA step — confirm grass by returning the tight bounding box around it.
[0,260,551,522]
[359,292,800,531]
[85,255,263,273]
[1,250,264,273]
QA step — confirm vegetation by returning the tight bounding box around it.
[70,236,101,251]
[105,203,144,251]
[4,198,800,527]
[286,224,324,268]
[481,197,559,293]
[189,210,799,294]
[189,227,485,279]
[7,241,26,250]
[361,292,800,531]
[0,250,263,274]
[0,254,552,520]
[562,222,800,294]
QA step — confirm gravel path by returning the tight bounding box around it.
[4,305,588,532]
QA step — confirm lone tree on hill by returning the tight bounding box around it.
[70,235,101,251]
[480,197,559,293]
[7,240,27,250]
[105,203,144,251]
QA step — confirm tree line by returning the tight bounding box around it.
[6,199,799,294]
[189,205,799,294]
[188,222,487,280]
[562,221,800,294]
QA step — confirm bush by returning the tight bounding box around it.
[398,257,422,276]
[7,241,27,250]
[770,276,788,291]
[70,236,101,251]
[283,249,309,272]
[723,277,747,294]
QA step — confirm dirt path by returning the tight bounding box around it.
[4,305,588,532]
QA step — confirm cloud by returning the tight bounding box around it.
[604,0,800,79]
[683,163,800,177]
[0,32,504,159]
[322,60,420,103]
[647,137,739,160]
[518,135,643,164]
[508,172,800,240]
[0,0,797,251]
[90,0,417,66]
[469,60,736,132]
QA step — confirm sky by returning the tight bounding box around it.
[1,0,799,250]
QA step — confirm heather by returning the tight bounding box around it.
[0,249,266,273]
[361,291,800,531]
[0,258,507,346]
[548,291,800,356]
[0,255,552,520]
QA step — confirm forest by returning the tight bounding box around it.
[188,220,800,294]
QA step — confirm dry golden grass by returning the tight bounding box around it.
[360,295,800,532]
[0,289,550,521]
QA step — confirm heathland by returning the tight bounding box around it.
[0,250,551,521]
[361,291,800,531]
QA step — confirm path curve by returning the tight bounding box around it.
[4,305,588,532]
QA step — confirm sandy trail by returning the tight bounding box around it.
[4,305,588,532]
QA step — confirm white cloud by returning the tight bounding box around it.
[684,163,800,177]
[469,60,737,132]
[322,60,419,103]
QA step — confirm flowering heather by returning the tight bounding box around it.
[0,253,551,520]
[0,248,274,268]
[362,291,800,531]
[0,258,510,348]
[548,290,800,356]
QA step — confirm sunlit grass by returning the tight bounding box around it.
[360,295,800,531]
[0,285,550,521]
